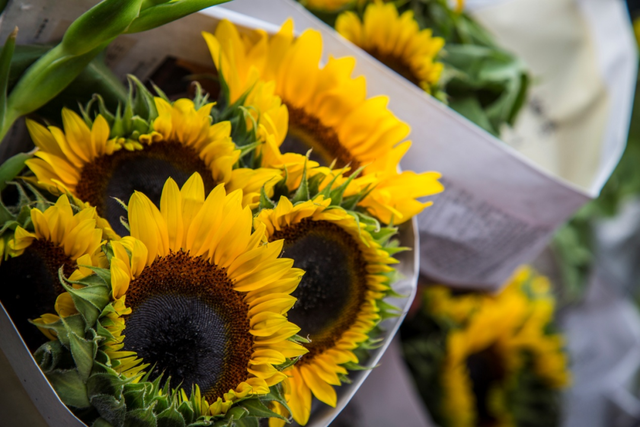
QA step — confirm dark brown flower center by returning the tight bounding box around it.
[281,105,361,173]
[0,239,74,351]
[270,219,368,362]
[75,142,216,237]
[367,48,420,86]
[465,345,506,426]
[122,250,253,401]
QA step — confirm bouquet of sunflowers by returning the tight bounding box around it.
[401,267,570,427]
[0,1,443,426]
[297,0,530,137]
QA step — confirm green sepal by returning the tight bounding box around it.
[91,393,127,427]
[0,150,33,193]
[238,399,285,420]
[34,340,66,372]
[30,313,85,348]
[226,406,248,421]
[124,406,158,427]
[60,269,111,328]
[177,399,195,425]
[259,186,277,210]
[290,157,310,204]
[69,329,99,381]
[234,417,259,427]
[93,418,115,427]
[157,404,186,427]
[47,368,91,408]
[87,372,125,399]
[122,382,148,411]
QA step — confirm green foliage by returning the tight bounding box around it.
[0,0,231,143]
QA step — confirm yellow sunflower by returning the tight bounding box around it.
[254,195,397,425]
[25,98,281,236]
[300,0,357,13]
[336,2,445,94]
[0,194,106,350]
[203,20,443,225]
[431,267,569,427]
[64,173,308,416]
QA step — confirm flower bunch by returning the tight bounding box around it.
[299,0,530,137]
[0,5,441,426]
[402,267,570,427]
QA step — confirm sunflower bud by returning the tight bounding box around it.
[126,0,230,34]
[61,0,143,57]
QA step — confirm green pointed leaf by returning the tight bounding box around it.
[177,399,195,425]
[239,399,285,420]
[125,406,158,427]
[259,186,277,210]
[47,369,90,408]
[91,393,127,427]
[234,417,259,427]
[34,340,65,372]
[0,27,17,132]
[93,418,115,427]
[156,405,186,427]
[69,330,98,381]
[87,372,125,399]
[123,382,147,410]
[290,158,310,204]
[0,151,32,193]
[227,406,248,421]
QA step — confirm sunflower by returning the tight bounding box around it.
[254,195,397,425]
[299,0,357,13]
[336,2,445,94]
[0,194,105,350]
[25,96,281,236]
[204,20,443,225]
[60,172,308,416]
[426,267,569,427]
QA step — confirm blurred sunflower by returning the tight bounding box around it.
[0,194,105,350]
[203,20,443,225]
[255,195,397,425]
[25,96,280,236]
[336,2,444,94]
[300,0,357,13]
[53,173,307,415]
[422,267,569,427]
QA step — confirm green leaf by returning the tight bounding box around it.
[125,0,231,34]
[0,150,32,194]
[234,417,259,427]
[226,406,248,421]
[0,27,17,132]
[69,331,98,381]
[239,399,285,420]
[123,382,148,410]
[125,406,158,427]
[91,393,127,427]
[156,405,186,427]
[47,369,90,408]
[87,372,125,399]
[34,340,65,372]
[290,157,310,204]
[93,418,115,427]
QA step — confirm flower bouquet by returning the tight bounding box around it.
[401,267,570,427]
[220,0,637,291]
[0,1,438,426]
